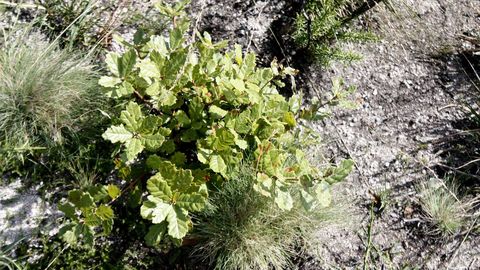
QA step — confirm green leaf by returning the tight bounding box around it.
[107,184,121,200]
[133,28,146,45]
[125,138,144,161]
[274,186,293,210]
[315,181,332,208]
[84,212,102,227]
[118,49,137,78]
[235,138,248,150]
[170,152,187,166]
[68,190,94,209]
[244,82,262,104]
[300,189,316,211]
[234,110,252,134]
[88,185,109,203]
[173,168,194,192]
[209,155,226,175]
[283,111,296,127]
[105,52,121,76]
[96,205,114,220]
[99,76,121,88]
[147,175,173,201]
[188,96,204,120]
[128,185,143,208]
[180,129,197,142]
[145,223,167,246]
[234,44,243,65]
[176,193,206,212]
[138,59,161,81]
[148,36,169,56]
[146,81,161,96]
[142,134,165,151]
[102,219,114,235]
[289,94,301,113]
[231,79,246,92]
[58,202,77,220]
[146,155,164,169]
[75,223,95,247]
[60,224,77,245]
[121,102,143,131]
[325,159,354,184]
[103,125,132,143]
[141,196,171,224]
[166,206,189,239]
[217,128,235,146]
[175,110,191,126]
[158,88,177,107]
[169,27,184,51]
[108,81,134,98]
[209,105,228,119]
[197,148,212,164]
[253,173,273,197]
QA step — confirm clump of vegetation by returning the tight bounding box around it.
[0,240,22,270]
[418,179,473,236]
[293,0,384,66]
[58,0,353,255]
[36,0,168,50]
[191,162,343,270]
[0,27,101,172]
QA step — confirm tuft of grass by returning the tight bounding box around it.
[417,179,471,236]
[191,163,346,270]
[36,0,169,50]
[0,239,24,270]
[0,27,101,172]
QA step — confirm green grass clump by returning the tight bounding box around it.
[0,28,100,172]
[418,180,469,236]
[191,163,342,270]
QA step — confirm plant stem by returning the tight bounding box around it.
[363,204,375,270]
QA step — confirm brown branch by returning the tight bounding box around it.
[341,0,385,27]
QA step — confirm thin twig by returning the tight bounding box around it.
[435,163,480,182]
[422,163,467,208]
[44,244,70,270]
[246,0,267,52]
[455,158,480,170]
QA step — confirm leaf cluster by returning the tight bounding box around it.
[58,184,119,247]
[59,0,354,248]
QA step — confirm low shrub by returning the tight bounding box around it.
[58,0,353,255]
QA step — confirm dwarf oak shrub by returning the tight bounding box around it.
[59,0,353,248]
